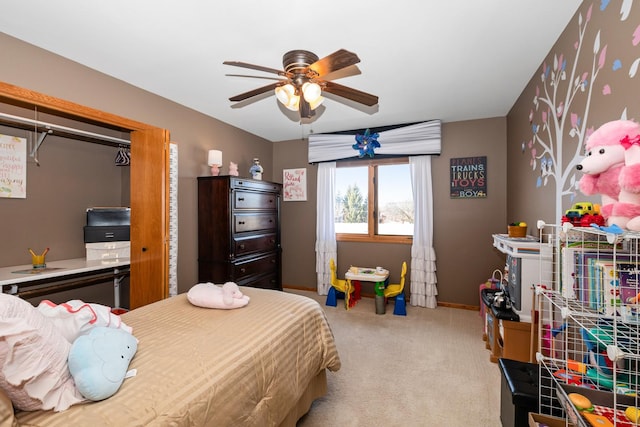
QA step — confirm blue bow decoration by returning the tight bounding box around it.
[352,129,380,158]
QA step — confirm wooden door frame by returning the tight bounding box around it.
[0,81,169,308]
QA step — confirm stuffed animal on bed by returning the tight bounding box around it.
[67,326,138,401]
[187,282,250,309]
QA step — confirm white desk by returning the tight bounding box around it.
[345,267,389,282]
[0,258,130,307]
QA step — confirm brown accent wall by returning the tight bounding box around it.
[0,33,272,303]
[507,3,640,224]
[0,132,124,265]
[435,119,508,305]
[274,117,508,307]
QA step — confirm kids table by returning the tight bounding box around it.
[345,267,389,311]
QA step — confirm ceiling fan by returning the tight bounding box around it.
[223,49,378,120]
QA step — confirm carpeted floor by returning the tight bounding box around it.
[288,289,503,427]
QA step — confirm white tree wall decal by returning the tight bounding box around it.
[527,4,606,223]
[525,1,640,223]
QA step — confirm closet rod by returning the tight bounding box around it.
[0,111,130,146]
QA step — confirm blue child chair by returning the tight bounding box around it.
[384,261,407,316]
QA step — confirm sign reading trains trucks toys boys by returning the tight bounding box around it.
[450,156,486,199]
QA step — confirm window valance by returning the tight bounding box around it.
[308,120,441,163]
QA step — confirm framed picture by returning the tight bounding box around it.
[450,156,487,198]
[283,168,307,201]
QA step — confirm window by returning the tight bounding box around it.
[335,158,413,243]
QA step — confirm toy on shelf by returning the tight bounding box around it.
[249,158,263,180]
[577,120,629,226]
[561,202,605,227]
[553,369,586,386]
[507,222,527,237]
[603,120,640,229]
[228,161,239,176]
[542,322,568,360]
[578,325,639,394]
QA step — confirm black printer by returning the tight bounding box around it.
[84,207,131,243]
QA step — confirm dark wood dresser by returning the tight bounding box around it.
[197,176,282,290]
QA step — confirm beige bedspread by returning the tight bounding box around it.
[14,288,341,426]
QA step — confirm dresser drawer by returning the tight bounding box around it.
[230,178,281,193]
[233,233,278,257]
[233,253,278,280]
[238,272,280,290]
[234,190,278,210]
[234,213,278,233]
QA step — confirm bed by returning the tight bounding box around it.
[2,287,341,426]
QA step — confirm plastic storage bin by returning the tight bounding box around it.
[85,241,130,261]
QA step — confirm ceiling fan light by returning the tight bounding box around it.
[302,82,322,103]
[285,94,300,111]
[275,84,295,105]
[309,96,324,110]
[275,87,287,104]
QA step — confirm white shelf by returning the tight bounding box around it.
[492,233,553,259]
[536,223,640,426]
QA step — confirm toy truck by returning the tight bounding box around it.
[561,202,605,227]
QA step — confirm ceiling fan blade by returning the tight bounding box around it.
[223,61,288,77]
[299,98,315,119]
[229,83,279,102]
[225,74,288,82]
[308,49,360,77]
[322,81,378,106]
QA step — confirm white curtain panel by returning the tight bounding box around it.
[308,120,441,163]
[410,155,438,308]
[315,162,337,295]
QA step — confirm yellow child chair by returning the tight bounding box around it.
[384,261,407,316]
[326,259,353,309]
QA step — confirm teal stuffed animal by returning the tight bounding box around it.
[68,326,138,401]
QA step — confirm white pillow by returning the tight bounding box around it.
[0,294,85,412]
[37,299,133,343]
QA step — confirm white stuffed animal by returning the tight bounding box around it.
[187,282,250,309]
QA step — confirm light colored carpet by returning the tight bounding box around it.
[288,289,503,427]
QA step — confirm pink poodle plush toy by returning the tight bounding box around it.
[611,120,640,230]
[577,121,628,224]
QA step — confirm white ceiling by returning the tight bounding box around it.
[0,1,582,142]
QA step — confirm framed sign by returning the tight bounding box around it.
[283,168,307,201]
[0,134,27,198]
[450,156,486,198]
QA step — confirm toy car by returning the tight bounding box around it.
[562,202,605,227]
